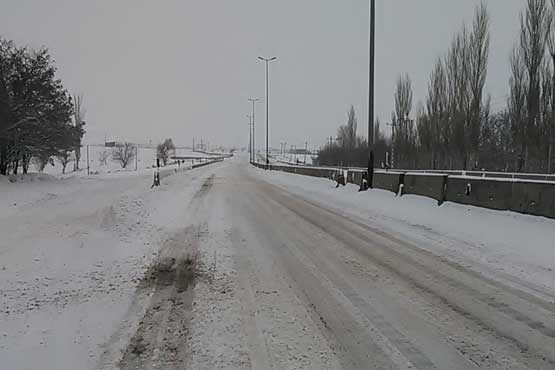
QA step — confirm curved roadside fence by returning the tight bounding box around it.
[250,161,555,219]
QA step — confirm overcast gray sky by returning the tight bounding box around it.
[2,0,523,149]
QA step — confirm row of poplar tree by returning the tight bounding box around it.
[319,0,555,174]
[0,37,85,175]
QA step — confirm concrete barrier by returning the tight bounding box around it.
[250,161,555,219]
[374,171,404,194]
[445,176,513,211]
[445,176,555,218]
[347,170,364,186]
[511,180,555,218]
[257,162,339,180]
[402,173,447,203]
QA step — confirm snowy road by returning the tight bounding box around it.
[172,159,554,370]
[3,156,555,369]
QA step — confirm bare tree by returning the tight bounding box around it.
[547,0,555,172]
[416,104,432,167]
[112,142,135,168]
[156,138,176,166]
[508,46,529,170]
[337,105,358,149]
[98,150,109,166]
[33,155,53,172]
[467,1,490,168]
[394,74,413,122]
[392,74,416,168]
[425,58,448,168]
[519,0,552,171]
[446,25,470,168]
[57,150,72,174]
[73,94,85,171]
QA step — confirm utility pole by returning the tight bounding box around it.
[367,0,376,189]
[86,145,90,175]
[248,98,259,163]
[192,138,195,152]
[304,141,308,164]
[258,56,277,169]
[247,114,252,161]
[368,0,375,149]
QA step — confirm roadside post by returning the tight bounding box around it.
[151,158,160,188]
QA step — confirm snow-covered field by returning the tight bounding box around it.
[254,168,555,300]
[0,160,224,370]
[272,153,316,166]
[40,147,215,178]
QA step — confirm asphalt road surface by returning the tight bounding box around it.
[115,157,555,370]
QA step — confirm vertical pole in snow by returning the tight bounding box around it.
[248,98,259,163]
[367,0,376,189]
[368,0,375,148]
[265,61,269,168]
[86,145,90,175]
[304,141,308,164]
[258,56,277,168]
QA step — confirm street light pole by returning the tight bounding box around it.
[368,0,375,149]
[247,114,252,161]
[258,56,277,169]
[248,98,259,163]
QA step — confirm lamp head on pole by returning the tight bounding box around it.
[258,56,277,62]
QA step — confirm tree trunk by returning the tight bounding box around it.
[550,54,555,174]
[12,157,19,175]
[0,140,7,175]
[74,146,81,171]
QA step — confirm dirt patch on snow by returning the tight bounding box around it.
[118,229,198,370]
[118,176,214,370]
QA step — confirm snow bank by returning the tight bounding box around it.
[0,173,58,184]
[0,160,221,370]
